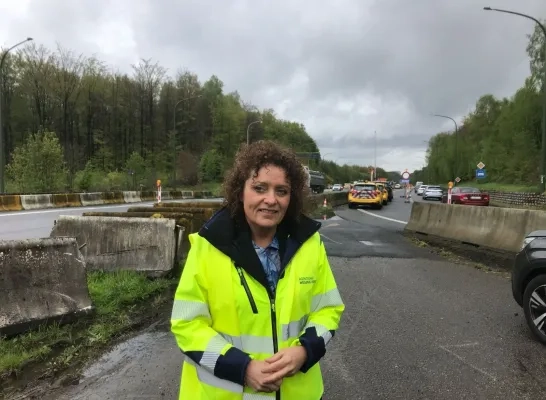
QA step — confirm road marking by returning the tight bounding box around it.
[320,233,342,245]
[0,202,156,218]
[439,343,497,382]
[357,209,407,224]
[323,223,340,228]
[359,240,382,246]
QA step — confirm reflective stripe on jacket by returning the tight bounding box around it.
[170,208,344,400]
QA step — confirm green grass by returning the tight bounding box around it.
[0,270,175,378]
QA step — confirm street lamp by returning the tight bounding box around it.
[483,6,546,192]
[0,37,33,194]
[432,114,458,181]
[172,94,202,182]
[246,120,262,145]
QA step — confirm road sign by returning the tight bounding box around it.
[400,179,410,184]
[455,177,461,183]
[477,161,485,169]
[476,168,486,179]
[401,171,410,180]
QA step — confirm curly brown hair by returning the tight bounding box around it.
[222,140,310,220]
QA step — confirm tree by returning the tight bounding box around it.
[7,130,68,193]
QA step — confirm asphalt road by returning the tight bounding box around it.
[0,199,222,240]
[21,191,543,400]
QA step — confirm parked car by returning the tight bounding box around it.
[332,183,343,191]
[512,230,546,344]
[348,182,383,210]
[375,181,393,202]
[394,183,401,189]
[441,186,489,206]
[423,185,443,201]
[417,185,428,196]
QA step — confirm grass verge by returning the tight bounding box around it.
[0,270,176,390]
[308,204,336,219]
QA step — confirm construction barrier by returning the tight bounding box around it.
[0,237,93,337]
[0,190,223,212]
[405,201,546,254]
[50,216,181,278]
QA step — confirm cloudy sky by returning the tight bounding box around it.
[0,0,544,173]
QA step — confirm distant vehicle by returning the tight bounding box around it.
[441,187,489,206]
[375,181,393,202]
[417,185,428,196]
[423,185,443,201]
[512,230,546,344]
[348,182,383,210]
[332,183,343,191]
[415,181,423,193]
[394,183,401,189]
[303,166,325,193]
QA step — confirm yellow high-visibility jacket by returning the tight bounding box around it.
[171,208,344,400]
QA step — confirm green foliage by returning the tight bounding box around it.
[414,22,546,191]
[6,130,68,193]
[1,43,380,193]
[199,149,224,182]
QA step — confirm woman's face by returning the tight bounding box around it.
[242,164,291,232]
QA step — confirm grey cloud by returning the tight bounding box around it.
[0,0,543,171]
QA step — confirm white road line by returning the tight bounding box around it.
[359,240,383,246]
[0,202,155,218]
[357,209,407,225]
[320,233,342,245]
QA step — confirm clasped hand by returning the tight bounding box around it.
[244,346,307,393]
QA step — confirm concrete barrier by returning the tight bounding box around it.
[50,216,179,277]
[0,194,23,211]
[20,194,54,210]
[405,202,546,254]
[80,192,106,206]
[123,191,142,203]
[0,237,93,337]
[52,193,82,208]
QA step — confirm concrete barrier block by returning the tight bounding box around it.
[80,192,106,206]
[52,193,82,208]
[50,216,177,277]
[20,194,54,210]
[102,191,125,204]
[122,191,142,203]
[404,202,546,254]
[0,195,23,211]
[140,191,156,201]
[0,237,93,337]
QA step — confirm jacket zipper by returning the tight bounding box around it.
[236,266,258,314]
[270,294,281,400]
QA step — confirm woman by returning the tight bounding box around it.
[171,140,345,400]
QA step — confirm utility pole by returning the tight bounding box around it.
[483,6,546,192]
[374,130,377,180]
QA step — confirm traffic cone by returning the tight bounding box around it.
[323,198,327,207]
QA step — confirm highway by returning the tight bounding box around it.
[0,199,222,240]
[23,189,544,400]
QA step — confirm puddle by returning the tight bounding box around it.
[80,331,170,381]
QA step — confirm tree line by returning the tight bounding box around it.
[0,43,393,194]
[411,22,545,191]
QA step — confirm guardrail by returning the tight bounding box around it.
[0,190,216,212]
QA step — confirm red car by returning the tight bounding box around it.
[441,186,489,206]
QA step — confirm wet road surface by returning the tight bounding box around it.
[14,195,546,399]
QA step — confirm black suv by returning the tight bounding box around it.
[512,230,546,344]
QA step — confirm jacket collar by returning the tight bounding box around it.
[198,206,321,291]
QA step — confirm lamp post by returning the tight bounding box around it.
[432,114,458,181]
[246,120,262,145]
[172,94,202,182]
[0,37,33,194]
[483,6,546,192]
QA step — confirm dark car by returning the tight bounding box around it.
[512,230,546,344]
[441,186,489,206]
